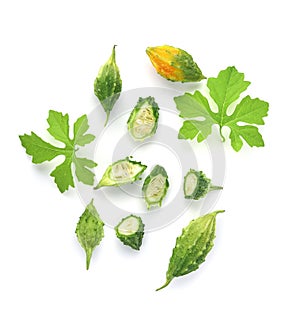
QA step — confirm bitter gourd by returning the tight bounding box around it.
[75,199,104,270]
[184,169,223,200]
[94,45,122,126]
[94,157,147,189]
[146,45,206,82]
[156,210,224,291]
[127,96,159,141]
[142,165,169,209]
[115,215,145,250]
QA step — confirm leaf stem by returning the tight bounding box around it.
[219,126,225,142]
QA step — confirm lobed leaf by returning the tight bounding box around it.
[73,115,95,147]
[20,110,97,192]
[176,66,269,151]
[19,132,63,164]
[47,110,72,147]
[73,157,98,186]
[50,157,74,193]
[207,66,250,121]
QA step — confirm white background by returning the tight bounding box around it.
[1,0,299,316]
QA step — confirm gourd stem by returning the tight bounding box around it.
[209,184,223,192]
[104,111,110,127]
[111,45,116,61]
[156,278,172,291]
[86,249,92,270]
[93,183,103,190]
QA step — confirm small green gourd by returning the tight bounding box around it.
[94,45,122,126]
[94,157,147,189]
[183,169,223,200]
[115,215,145,250]
[127,96,159,141]
[142,165,169,209]
[75,199,104,270]
[156,210,224,291]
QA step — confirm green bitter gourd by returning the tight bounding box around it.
[94,157,147,189]
[184,169,223,200]
[127,96,159,141]
[75,199,104,270]
[142,165,169,209]
[94,45,122,126]
[156,210,225,291]
[115,215,145,250]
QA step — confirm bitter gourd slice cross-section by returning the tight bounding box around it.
[94,157,147,189]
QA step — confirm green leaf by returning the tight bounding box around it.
[225,96,269,125]
[73,115,95,146]
[176,66,269,151]
[207,66,250,122]
[73,157,97,186]
[228,124,264,151]
[75,200,104,270]
[47,110,72,147]
[156,210,224,291]
[20,110,97,192]
[19,132,63,163]
[50,157,74,193]
[178,120,213,142]
[176,91,213,119]
[176,90,216,143]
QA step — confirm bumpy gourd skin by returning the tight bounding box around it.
[115,215,145,250]
[94,45,122,126]
[156,210,224,291]
[184,169,223,200]
[142,165,169,209]
[127,96,159,141]
[75,200,104,270]
[146,45,206,82]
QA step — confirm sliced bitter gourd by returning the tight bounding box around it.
[183,169,223,200]
[94,157,147,189]
[127,96,159,141]
[115,215,145,250]
[142,165,169,209]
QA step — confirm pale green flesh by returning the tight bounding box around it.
[132,104,155,139]
[117,216,139,235]
[110,161,142,183]
[184,173,198,196]
[146,174,166,203]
